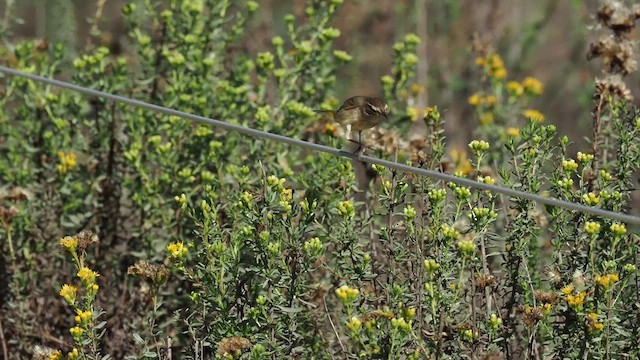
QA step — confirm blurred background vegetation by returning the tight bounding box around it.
[3,0,616,148]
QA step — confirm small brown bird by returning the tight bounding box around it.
[319,96,389,155]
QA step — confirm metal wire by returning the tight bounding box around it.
[1,65,639,225]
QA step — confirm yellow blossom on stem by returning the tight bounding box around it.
[59,236,78,251]
[77,267,99,287]
[346,316,362,332]
[75,309,93,325]
[566,290,587,310]
[506,81,524,96]
[479,112,494,125]
[406,106,421,121]
[57,151,78,175]
[491,67,507,80]
[167,241,188,259]
[523,109,545,123]
[595,273,619,288]
[506,127,520,138]
[484,95,498,107]
[468,93,482,106]
[49,350,63,360]
[335,285,359,304]
[69,326,84,339]
[67,348,79,360]
[582,192,600,206]
[522,76,544,95]
[59,284,78,305]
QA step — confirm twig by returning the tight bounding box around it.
[0,318,8,360]
[324,295,345,353]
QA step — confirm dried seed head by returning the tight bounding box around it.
[598,1,639,34]
[75,230,99,252]
[588,35,637,75]
[217,337,251,356]
[127,260,170,286]
[595,75,633,101]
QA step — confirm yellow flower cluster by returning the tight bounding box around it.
[475,53,507,80]
[506,127,520,138]
[335,285,359,304]
[522,76,544,95]
[57,151,78,175]
[167,241,188,259]
[59,236,78,251]
[468,93,497,107]
[562,285,587,310]
[522,109,545,123]
[582,192,600,206]
[77,267,100,287]
[346,316,362,332]
[587,312,604,332]
[74,309,92,325]
[337,200,355,218]
[610,223,627,236]
[595,273,619,288]
[59,284,78,305]
[583,221,601,235]
[406,106,438,122]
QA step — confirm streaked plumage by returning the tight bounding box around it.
[316,96,389,155]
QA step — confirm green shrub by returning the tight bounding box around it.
[0,1,639,359]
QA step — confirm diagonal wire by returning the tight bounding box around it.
[1,65,639,225]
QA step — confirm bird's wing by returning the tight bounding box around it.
[337,96,362,112]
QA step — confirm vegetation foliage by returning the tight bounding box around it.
[0,0,639,359]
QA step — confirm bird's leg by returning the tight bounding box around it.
[353,131,365,157]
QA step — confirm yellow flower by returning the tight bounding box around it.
[410,83,425,95]
[506,127,520,137]
[488,53,504,69]
[610,223,627,236]
[323,122,337,136]
[522,76,544,95]
[485,95,498,107]
[69,326,84,339]
[492,67,507,80]
[582,192,600,206]
[67,348,79,360]
[167,241,188,259]
[561,159,578,172]
[560,285,573,296]
[346,316,362,332]
[584,221,601,235]
[587,313,604,332]
[59,284,78,305]
[523,109,545,123]
[468,93,482,106]
[49,350,63,360]
[474,56,486,66]
[337,200,354,218]
[566,290,586,310]
[595,273,619,288]
[335,285,359,304]
[406,106,421,121]
[479,112,494,125]
[59,236,78,251]
[77,267,99,286]
[506,81,524,96]
[280,188,293,203]
[57,151,78,175]
[75,309,92,324]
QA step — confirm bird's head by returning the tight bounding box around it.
[366,97,389,118]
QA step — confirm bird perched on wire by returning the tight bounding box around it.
[317,96,389,155]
